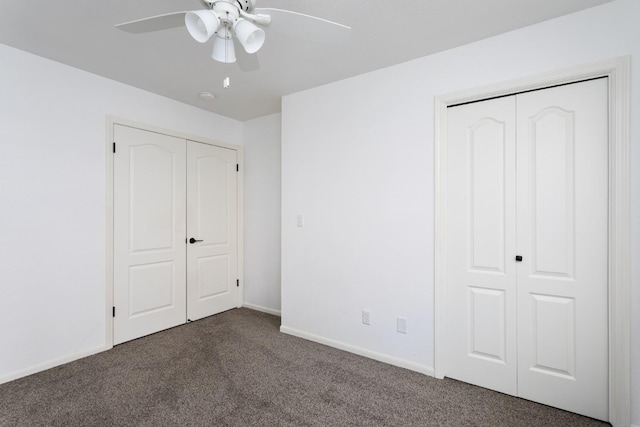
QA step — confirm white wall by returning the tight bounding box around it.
[243,113,282,315]
[281,0,640,424]
[0,43,243,382]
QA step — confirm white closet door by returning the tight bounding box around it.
[515,79,608,420]
[445,96,518,395]
[113,125,187,345]
[186,141,239,321]
[445,78,609,421]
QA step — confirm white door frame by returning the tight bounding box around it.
[434,56,631,427]
[105,116,244,347]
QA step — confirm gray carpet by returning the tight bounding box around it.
[0,308,609,426]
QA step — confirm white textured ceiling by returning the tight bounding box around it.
[0,0,613,121]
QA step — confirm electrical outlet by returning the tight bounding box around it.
[397,317,407,334]
[362,310,371,325]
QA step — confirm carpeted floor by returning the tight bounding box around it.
[0,308,610,426]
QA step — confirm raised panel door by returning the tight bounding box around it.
[516,79,608,420]
[186,141,238,321]
[113,125,187,345]
[446,78,608,421]
[445,96,518,395]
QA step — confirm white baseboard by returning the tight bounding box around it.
[280,326,434,377]
[243,303,281,317]
[0,344,110,386]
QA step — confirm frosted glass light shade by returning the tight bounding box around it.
[234,19,265,54]
[185,10,220,43]
[211,28,237,63]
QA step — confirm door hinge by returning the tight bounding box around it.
[113,142,116,153]
[237,279,240,287]
[112,306,116,317]
[236,164,239,172]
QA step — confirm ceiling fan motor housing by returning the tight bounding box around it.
[204,0,256,13]
[235,0,256,13]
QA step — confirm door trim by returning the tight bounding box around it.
[105,116,244,348]
[433,56,631,427]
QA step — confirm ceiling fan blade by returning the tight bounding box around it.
[236,49,261,72]
[115,11,188,34]
[254,8,351,44]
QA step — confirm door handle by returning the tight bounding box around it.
[189,238,203,244]
[515,255,523,262]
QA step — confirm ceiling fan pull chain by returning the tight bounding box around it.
[224,21,231,89]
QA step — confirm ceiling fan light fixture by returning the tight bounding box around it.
[233,18,265,54]
[211,28,237,63]
[185,10,220,43]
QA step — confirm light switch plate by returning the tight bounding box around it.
[362,310,371,325]
[397,317,407,334]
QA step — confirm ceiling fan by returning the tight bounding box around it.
[115,0,351,71]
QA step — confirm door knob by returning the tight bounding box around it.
[515,255,523,262]
[189,238,203,244]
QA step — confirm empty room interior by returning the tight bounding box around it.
[1,0,639,425]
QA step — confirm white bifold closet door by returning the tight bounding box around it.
[445,79,608,421]
[114,125,238,345]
